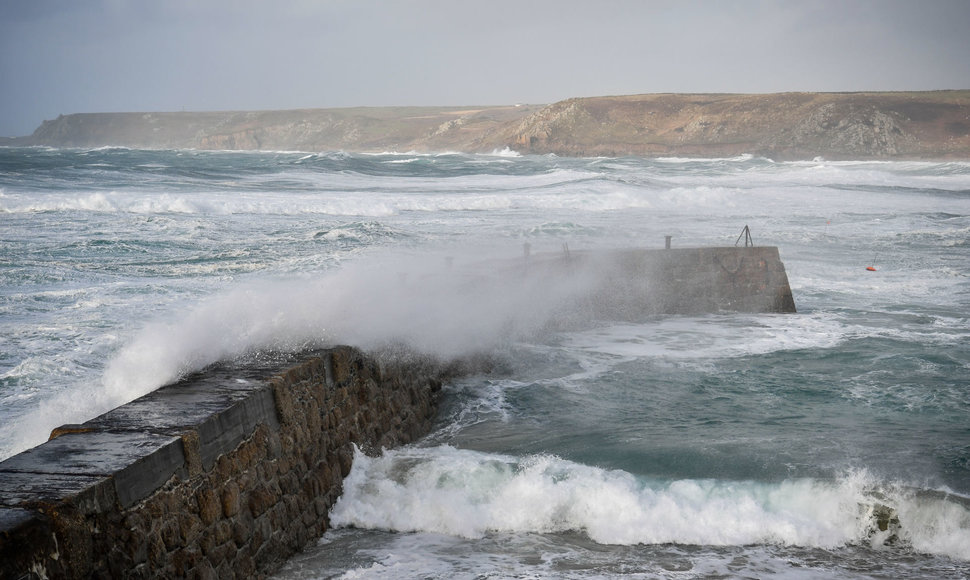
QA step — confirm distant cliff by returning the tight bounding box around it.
[504,92,970,160]
[11,91,970,159]
[14,106,537,154]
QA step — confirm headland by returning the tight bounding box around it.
[6,91,970,160]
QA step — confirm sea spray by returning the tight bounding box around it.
[100,245,607,407]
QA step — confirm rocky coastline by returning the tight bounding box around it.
[7,91,970,160]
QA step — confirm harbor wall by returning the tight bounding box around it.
[0,244,796,579]
[595,246,796,316]
[517,245,796,318]
[0,346,447,579]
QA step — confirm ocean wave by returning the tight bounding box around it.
[654,153,762,164]
[78,145,134,153]
[0,191,400,216]
[488,147,522,157]
[312,220,408,243]
[330,446,970,559]
[0,192,208,214]
[0,180,680,216]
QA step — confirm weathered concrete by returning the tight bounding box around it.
[0,431,186,511]
[85,379,282,472]
[499,245,796,319]
[601,246,797,315]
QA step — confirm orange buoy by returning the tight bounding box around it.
[866,266,877,271]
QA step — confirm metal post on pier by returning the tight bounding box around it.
[735,225,753,247]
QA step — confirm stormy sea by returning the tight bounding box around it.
[1,146,968,579]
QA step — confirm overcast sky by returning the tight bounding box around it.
[2,0,968,137]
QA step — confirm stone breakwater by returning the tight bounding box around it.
[0,244,796,579]
[0,346,451,579]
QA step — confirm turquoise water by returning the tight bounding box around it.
[1,147,969,578]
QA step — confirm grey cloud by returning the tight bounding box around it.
[2,0,968,137]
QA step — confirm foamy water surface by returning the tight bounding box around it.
[2,147,969,578]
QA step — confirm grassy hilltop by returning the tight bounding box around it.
[11,91,970,160]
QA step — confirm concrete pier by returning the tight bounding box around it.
[599,246,796,315]
[504,245,796,317]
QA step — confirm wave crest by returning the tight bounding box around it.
[330,446,970,560]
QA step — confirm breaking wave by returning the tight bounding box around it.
[332,446,970,560]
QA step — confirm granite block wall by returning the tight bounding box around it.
[0,346,444,579]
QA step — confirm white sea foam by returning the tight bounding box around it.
[488,146,522,157]
[654,153,759,164]
[330,446,970,560]
[6,154,963,218]
[558,313,847,361]
[4,150,970,578]
[277,528,861,579]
